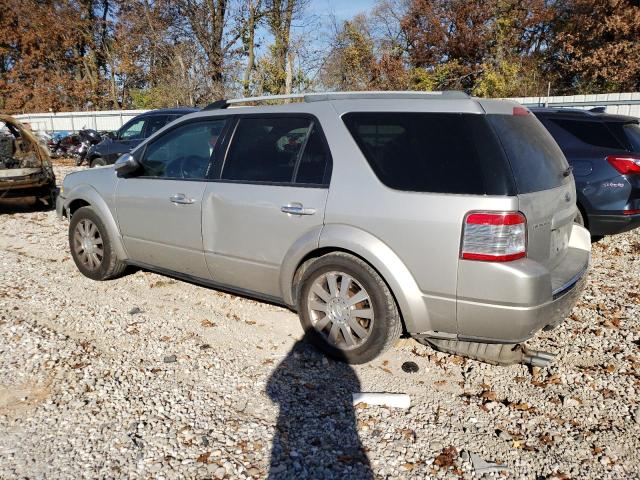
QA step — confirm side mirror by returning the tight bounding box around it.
[114,153,140,176]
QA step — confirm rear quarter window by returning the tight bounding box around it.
[342,112,514,195]
[605,121,640,152]
[546,118,623,149]
[488,114,570,194]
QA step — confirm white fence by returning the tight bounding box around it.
[12,92,640,133]
[510,92,640,117]
[13,109,148,133]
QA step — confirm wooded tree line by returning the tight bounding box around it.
[1,0,639,113]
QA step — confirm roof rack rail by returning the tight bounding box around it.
[203,90,469,110]
[203,99,229,110]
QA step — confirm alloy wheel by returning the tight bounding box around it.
[73,219,104,271]
[307,271,374,350]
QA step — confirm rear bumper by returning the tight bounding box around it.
[588,212,640,236]
[455,224,590,343]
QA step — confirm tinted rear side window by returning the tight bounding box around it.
[222,116,332,185]
[606,121,640,152]
[487,114,569,193]
[342,113,514,195]
[547,118,622,149]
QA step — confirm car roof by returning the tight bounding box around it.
[187,91,522,118]
[531,107,638,123]
[141,107,199,116]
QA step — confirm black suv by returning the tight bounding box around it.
[86,108,198,168]
[532,107,640,236]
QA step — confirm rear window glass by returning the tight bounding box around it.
[342,112,514,195]
[487,114,570,193]
[547,118,622,149]
[606,121,640,152]
[623,123,640,152]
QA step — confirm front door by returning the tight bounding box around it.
[203,115,333,299]
[115,118,228,277]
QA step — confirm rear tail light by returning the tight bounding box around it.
[606,155,640,175]
[461,212,527,262]
[512,106,531,116]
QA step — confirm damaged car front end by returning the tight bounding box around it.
[0,114,57,206]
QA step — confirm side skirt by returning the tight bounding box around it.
[126,260,294,310]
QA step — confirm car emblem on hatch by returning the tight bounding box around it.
[564,192,571,202]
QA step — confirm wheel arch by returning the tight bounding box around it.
[64,186,128,261]
[281,224,430,334]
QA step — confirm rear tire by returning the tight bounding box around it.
[90,157,106,168]
[69,206,126,280]
[296,252,402,364]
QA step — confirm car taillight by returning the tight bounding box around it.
[606,155,640,175]
[461,212,527,262]
[512,106,531,116]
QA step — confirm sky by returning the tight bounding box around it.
[307,0,378,20]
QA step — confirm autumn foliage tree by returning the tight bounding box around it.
[1,0,639,114]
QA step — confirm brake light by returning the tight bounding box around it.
[606,155,640,175]
[623,209,640,215]
[461,212,526,262]
[512,106,531,116]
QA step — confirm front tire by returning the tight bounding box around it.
[296,252,402,364]
[69,206,126,280]
[90,157,106,168]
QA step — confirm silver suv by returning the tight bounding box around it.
[57,92,591,364]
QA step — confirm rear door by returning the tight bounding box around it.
[202,115,332,299]
[488,112,575,269]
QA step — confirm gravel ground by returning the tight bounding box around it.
[1,161,639,479]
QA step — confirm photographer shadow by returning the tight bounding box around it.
[266,333,373,479]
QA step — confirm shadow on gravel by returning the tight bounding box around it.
[0,197,53,215]
[266,333,373,479]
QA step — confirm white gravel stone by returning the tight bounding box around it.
[0,161,639,479]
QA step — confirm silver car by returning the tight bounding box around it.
[57,92,591,364]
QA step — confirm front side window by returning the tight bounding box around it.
[222,117,330,184]
[144,115,170,138]
[119,119,146,141]
[139,119,226,180]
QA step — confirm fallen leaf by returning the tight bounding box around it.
[196,452,211,463]
[481,390,497,401]
[434,446,457,468]
[201,319,216,328]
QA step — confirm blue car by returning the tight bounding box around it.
[532,107,640,237]
[86,108,198,168]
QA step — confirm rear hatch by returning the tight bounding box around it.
[487,111,575,270]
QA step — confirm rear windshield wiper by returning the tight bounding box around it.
[562,166,573,177]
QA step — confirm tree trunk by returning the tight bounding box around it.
[242,0,260,97]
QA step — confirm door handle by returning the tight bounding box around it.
[169,193,195,205]
[281,203,316,216]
